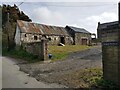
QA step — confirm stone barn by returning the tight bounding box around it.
[15,20,73,47]
[98,20,120,88]
[97,21,118,40]
[65,26,91,45]
[97,2,120,87]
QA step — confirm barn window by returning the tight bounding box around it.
[25,34,27,37]
[54,37,56,40]
[34,36,37,40]
[48,37,51,41]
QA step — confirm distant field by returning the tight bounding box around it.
[48,45,92,61]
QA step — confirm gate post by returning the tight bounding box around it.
[101,24,120,88]
[41,39,48,60]
[100,2,120,88]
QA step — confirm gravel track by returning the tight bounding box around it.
[17,45,102,88]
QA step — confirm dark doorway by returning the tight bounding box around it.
[81,38,87,45]
[60,37,65,44]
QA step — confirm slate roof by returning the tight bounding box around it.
[67,26,90,34]
[97,21,119,30]
[17,20,69,36]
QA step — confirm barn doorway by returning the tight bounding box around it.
[60,37,65,44]
[81,38,87,45]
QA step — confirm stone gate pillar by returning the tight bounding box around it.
[101,24,120,88]
[41,39,48,60]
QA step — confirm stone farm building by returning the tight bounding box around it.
[15,20,73,46]
[66,26,91,45]
[15,20,92,47]
[97,2,120,87]
[97,21,119,41]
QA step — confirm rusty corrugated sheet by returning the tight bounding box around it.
[17,20,69,36]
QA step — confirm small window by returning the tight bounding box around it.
[54,37,56,40]
[48,37,51,41]
[34,36,37,40]
[25,34,27,37]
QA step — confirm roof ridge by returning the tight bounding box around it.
[17,20,65,28]
[67,26,90,33]
[67,25,85,29]
[100,21,118,25]
[17,20,69,36]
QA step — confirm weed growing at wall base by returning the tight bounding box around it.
[2,48,40,63]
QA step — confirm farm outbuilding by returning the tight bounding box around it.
[65,26,91,45]
[97,2,120,87]
[14,20,92,60]
[97,21,120,87]
[15,20,73,47]
[97,21,119,40]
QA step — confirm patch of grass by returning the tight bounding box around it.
[59,68,103,88]
[70,68,117,89]
[2,48,40,63]
[48,45,92,61]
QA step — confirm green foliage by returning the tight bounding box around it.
[2,4,31,26]
[2,48,40,63]
[81,68,117,89]
[80,68,103,85]
[2,4,32,50]
[61,68,103,88]
[94,78,117,89]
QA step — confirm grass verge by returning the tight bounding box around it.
[2,48,40,63]
[2,45,92,62]
[60,68,117,89]
[48,45,92,61]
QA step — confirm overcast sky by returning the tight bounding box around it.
[1,1,119,35]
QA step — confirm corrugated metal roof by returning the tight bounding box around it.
[98,21,119,29]
[67,26,90,34]
[17,20,69,36]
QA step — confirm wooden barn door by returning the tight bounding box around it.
[81,38,87,45]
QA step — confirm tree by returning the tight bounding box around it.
[2,4,32,50]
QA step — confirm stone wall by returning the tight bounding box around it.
[22,41,48,60]
[21,33,73,45]
[102,46,119,84]
[75,33,91,45]
[47,36,73,45]
[102,27,120,87]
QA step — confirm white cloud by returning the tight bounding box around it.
[78,12,118,34]
[67,24,80,28]
[86,12,118,23]
[32,7,64,26]
[31,6,117,35]
[2,0,120,2]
